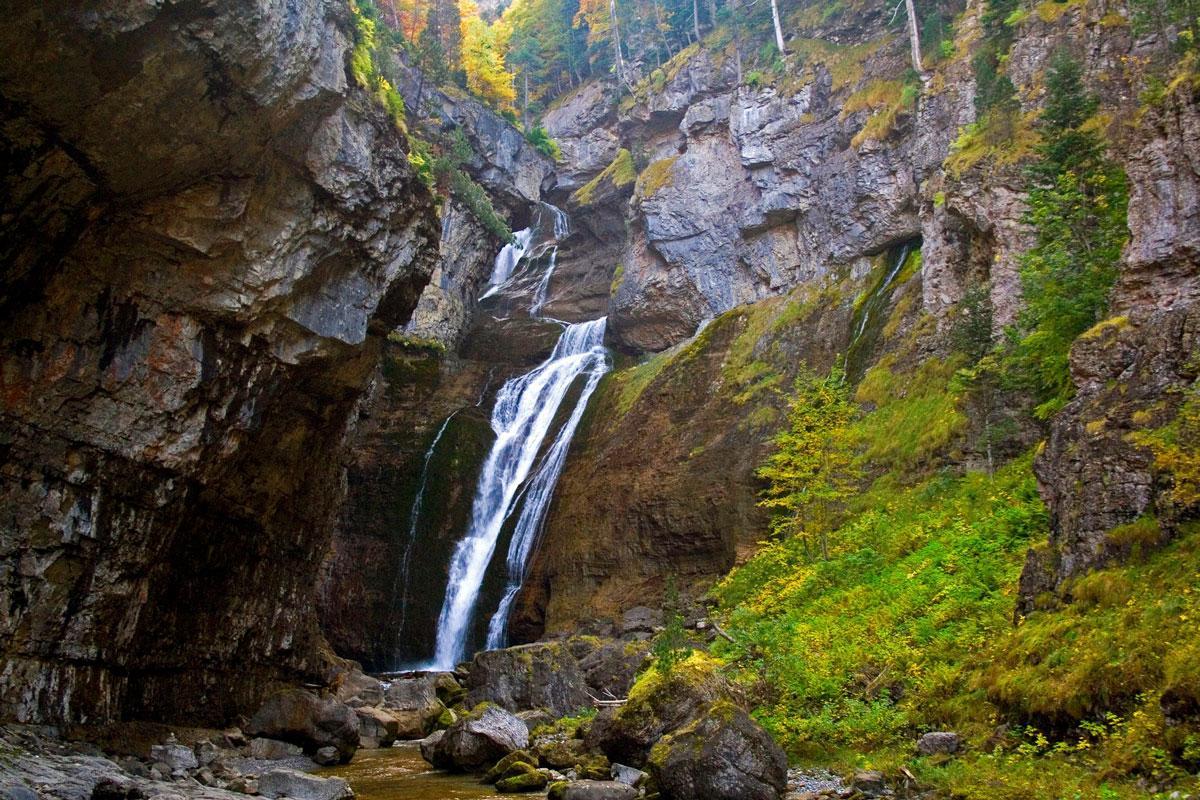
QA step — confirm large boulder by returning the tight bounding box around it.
[548,781,638,800]
[432,704,530,772]
[336,670,385,708]
[467,642,592,717]
[356,706,401,749]
[589,654,738,767]
[578,640,650,700]
[258,768,353,800]
[647,701,787,800]
[247,688,360,763]
[384,674,446,738]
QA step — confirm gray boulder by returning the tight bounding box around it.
[356,706,401,749]
[336,670,385,708]
[916,731,962,755]
[434,704,530,772]
[258,769,353,800]
[148,743,197,772]
[247,689,360,763]
[549,781,638,800]
[419,730,445,767]
[610,763,647,787]
[466,642,591,718]
[383,675,445,738]
[248,737,304,760]
[647,702,787,800]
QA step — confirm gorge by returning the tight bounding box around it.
[1,0,1199,797]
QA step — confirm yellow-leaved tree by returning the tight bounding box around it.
[459,0,516,110]
[757,365,862,561]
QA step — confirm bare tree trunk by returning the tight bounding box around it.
[904,0,925,74]
[707,0,718,32]
[522,72,529,129]
[609,0,631,88]
[770,0,786,59]
[693,0,702,42]
[730,0,743,83]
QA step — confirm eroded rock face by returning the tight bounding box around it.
[1017,89,1200,609]
[466,643,592,717]
[0,0,438,725]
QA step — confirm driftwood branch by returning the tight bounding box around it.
[586,690,627,707]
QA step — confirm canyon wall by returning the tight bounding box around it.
[0,0,438,724]
[519,2,1198,633]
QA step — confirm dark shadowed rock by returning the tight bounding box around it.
[467,643,592,717]
[916,731,961,755]
[247,689,360,763]
[0,0,438,727]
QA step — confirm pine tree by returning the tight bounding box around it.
[758,365,861,561]
[1005,50,1129,419]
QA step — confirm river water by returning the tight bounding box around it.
[323,744,548,800]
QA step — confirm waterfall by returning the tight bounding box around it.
[393,412,455,649]
[543,202,569,239]
[484,342,607,648]
[432,318,609,668]
[480,227,534,300]
[530,246,558,316]
[845,241,915,378]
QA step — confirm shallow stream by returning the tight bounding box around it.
[322,744,548,800]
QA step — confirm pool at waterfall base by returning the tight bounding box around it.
[323,744,546,800]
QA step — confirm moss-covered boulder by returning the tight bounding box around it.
[588,653,738,767]
[482,750,538,783]
[496,769,550,793]
[534,734,588,768]
[432,703,530,772]
[647,700,786,800]
[466,641,592,717]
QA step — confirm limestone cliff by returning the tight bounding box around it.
[0,0,438,724]
[519,0,1198,632]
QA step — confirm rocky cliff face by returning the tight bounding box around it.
[1019,90,1200,607]
[520,1,1199,632]
[0,0,437,724]
[318,78,569,669]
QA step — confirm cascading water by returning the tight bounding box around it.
[393,412,456,646]
[530,246,557,316]
[483,337,606,648]
[431,318,609,668]
[480,227,534,300]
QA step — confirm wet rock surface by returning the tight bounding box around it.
[0,725,349,800]
[0,0,437,726]
[431,703,530,772]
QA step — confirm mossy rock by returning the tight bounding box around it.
[590,652,737,767]
[496,769,549,793]
[436,706,458,730]
[574,753,611,780]
[483,750,538,783]
[547,781,569,800]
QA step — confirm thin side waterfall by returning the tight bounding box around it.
[544,202,569,239]
[432,317,609,668]
[393,412,456,646]
[530,246,558,316]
